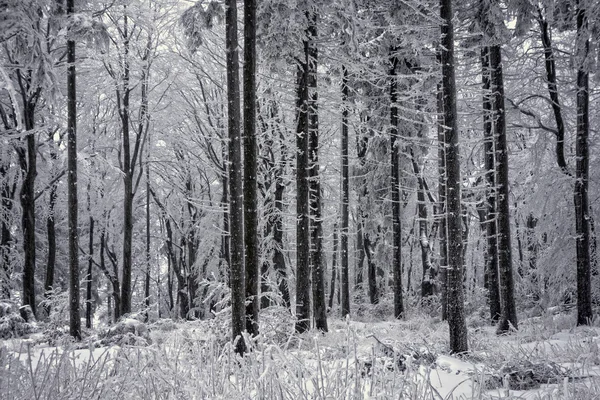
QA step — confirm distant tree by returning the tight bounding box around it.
[340,66,351,318]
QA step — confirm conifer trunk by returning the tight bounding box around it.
[440,0,468,352]
[340,66,350,318]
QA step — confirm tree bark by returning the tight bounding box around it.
[243,0,259,336]
[67,0,81,338]
[490,45,518,334]
[295,28,311,333]
[390,48,404,319]
[329,223,338,309]
[86,214,94,329]
[306,13,327,332]
[340,65,350,318]
[575,2,592,326]
[226,0,246,354]
[437,82,448,321]
[440,0,468,352]
[481,46,501,323]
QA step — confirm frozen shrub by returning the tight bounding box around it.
[0,300,36,339]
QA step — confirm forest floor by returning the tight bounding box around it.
[2,304,600,399]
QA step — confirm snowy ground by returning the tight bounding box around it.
[2,309,600,399]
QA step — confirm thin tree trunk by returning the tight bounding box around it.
[481,46,501,323]
[575,2,592,326]
[243,0,259,336]
[490,45,518,334]
[144,160,151,322]
[273,172,290,308]
[44,168,57,314]
[340,65,350,318]
[537,11,569,174]
[390,48,404,319]
[226,0,246,354]
[440,0,468,352]
[0,170,12,299]
[364,232,379,304]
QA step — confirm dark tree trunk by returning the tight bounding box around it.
[120,10,133,317]
[340,66,351,318]
[390,49,404,319]
[86,214,94,329]
[295,29,311,333]
[481,46,501,323]
[67,0,81,338]
[144,164,151,322]
[490,45,518,334]
[364,232,379,304]
[356,223,365,291]
[243,0,259,336]
[226,0,246,354]
[575,3,592,326]
[440,0,468,353]
[437,82,448,321]
[19,119,37,318]
[537,12,569,174]
[44,171,57,314]
[306,13,327,332]
[329,223,338,309]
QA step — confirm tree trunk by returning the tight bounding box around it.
[86,214,94,329]
[437,82,448,321]
[295,29,311,333]
[307,13,327,332]
[0,168,12,299]
[67,0,81,338]
[490,45,518,334]
[481,46,501,323]
[226,0,246,354]
[390,48,404,319]
[364,232,379,304]
[575,2,592,326]
[119,10,133,317]
[144,161,151,322]
[440,0,468,353]
[340,65,351,318]
[44,169,57,314]
[329,223,338,309]
[220,153,231,284]
[243,0,259,336]
[537,12,569,174]
[273,171,290,308]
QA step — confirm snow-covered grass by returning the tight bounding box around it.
[2,309,600,399]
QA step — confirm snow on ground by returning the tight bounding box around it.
[2,311,600,399]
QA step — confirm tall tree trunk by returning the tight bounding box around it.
[575,2,592,326]
[364,232,378,304]
[306,13,327,332]
[44,160,57,314]
[437,82,448,321]
[490,45,518,334]
[340,65,351,318]
[120,10,133,317]
[481,46,501,323]
[226,0,246,354]
[67,0,80,339]
[243,0,259,336]
[295,29,311,333]
[329,223,338,309]
[220,153,230,284]
[144,160,151,322]
[86,213,94,329]
[440,0,468,353]
[19,115,37,318]
[390,48,404,319]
